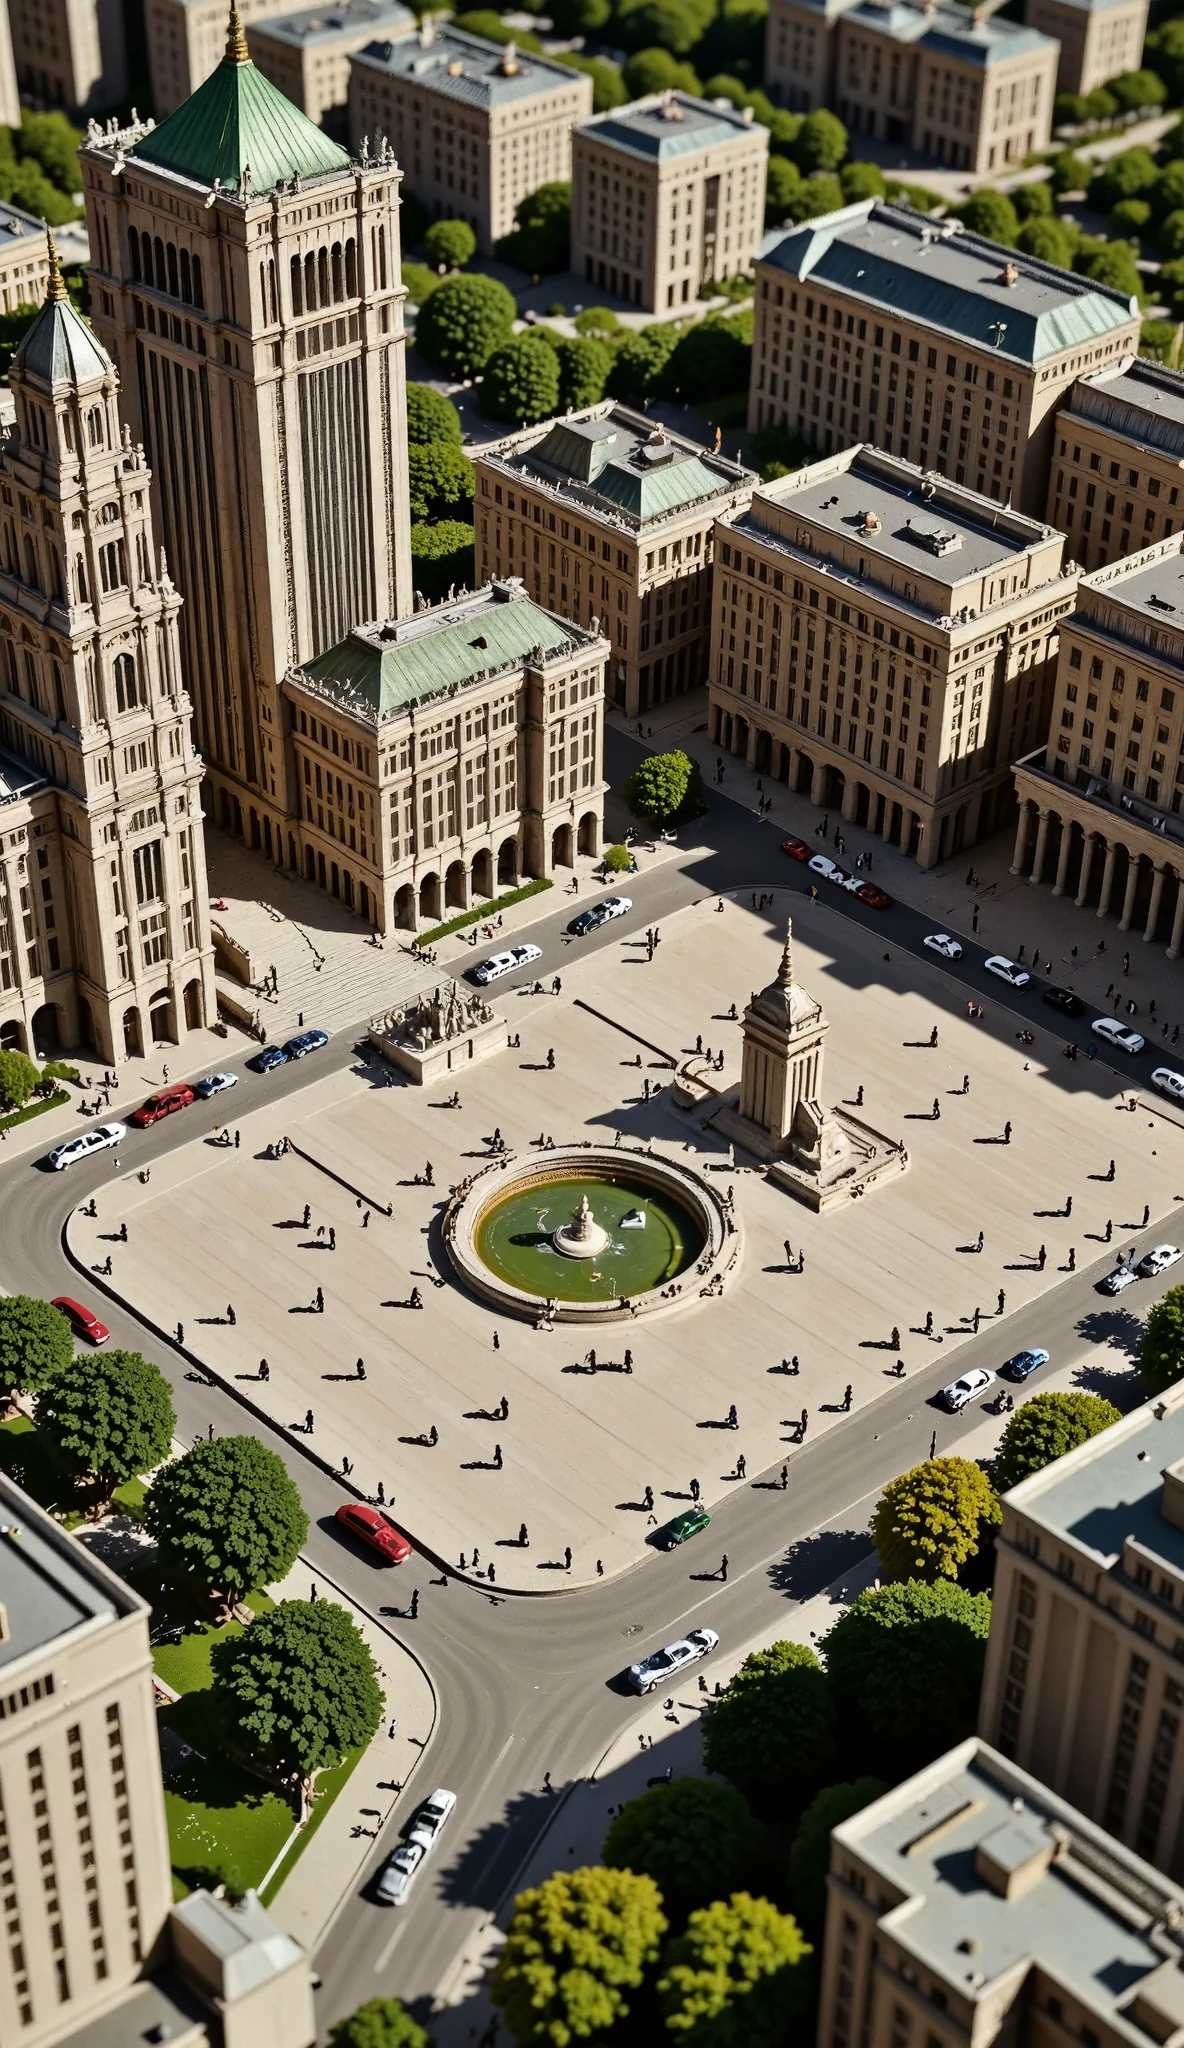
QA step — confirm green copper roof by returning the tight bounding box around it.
[302,589,586,718]
[130,11,350,194]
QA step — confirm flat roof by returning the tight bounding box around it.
[487,402,754,528]
[760,201,1139,367]
[1083,541,1184,642]
[842,0,1056,64]
[350,25,584,107]
[0,742,45,804]
[0,1472,135,1675]
[250,0,414,48]
[0,199,50,241]
[1003,1383,1184,1570]
[47,1972,208,2048]
[1068,356,1184,464]
[576,89,764,161]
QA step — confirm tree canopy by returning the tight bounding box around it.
[497,183,572,276]
[481,333,561,426]
[0,1048,40,1108]
[1015,217,1075,266]
[556,52,626,109]
[35,1349,175,1491]
[0,1294,73,1396]
[408,442,474,522]
[822,1579,992,1773]
[955,189,1019,244]
[703,1639,834,1795]
[605,322,681,403]
[872,1454,1001,1583]
[549,0,612,35]
[415,273,516,378]
[602,1777,753,1922]
[144,1435,309,1597]
[788,1779,887,1936]
[621,47,702,96]
[329,1998,433,2048]
[423,219,476,272]
[1089,145,1160,213]
[795,108,847,173]
[211,1598,383,1783]
[615,0,714,55]
[622,749,695,824]
[552,334,611,410]
[766,155,802,222]
[406,383,462,447]
[664,313,751,401]
[1139,1284,1184,1394]
[995,1391,1120,1492]
[411,520,474,602]
[491,1865,667,2046]
[657,1892,812,2044]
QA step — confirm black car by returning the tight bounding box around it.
[569,904,609,937]
[1042,985,1085,1018]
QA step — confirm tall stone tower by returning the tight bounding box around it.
[738,919,828,1145]
[77,6,413,857]
[0,241,215,1064]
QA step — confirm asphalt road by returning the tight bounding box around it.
[1,724,1179,2038]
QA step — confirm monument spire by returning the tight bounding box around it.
[776,919,795,989]
[45,228,67,304]
[225,2,250,63]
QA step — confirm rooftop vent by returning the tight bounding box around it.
[1128,1959,1184,2044]
[861,510,881,533]
[904,515,961,556]
[447,58,463,73]
[975,1818,1053,1900]
[660,94,684,121]
[1000,261,1019,287]
[641,427,675,467]
[498,40,520,73]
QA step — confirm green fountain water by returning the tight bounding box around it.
[474,1175,704,1303]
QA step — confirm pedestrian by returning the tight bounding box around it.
[596,1559,604,1576]
[727,1402,738,1429]
[1066,1246,1076,1271]
[929,1025,938,1047]
[428,1424,438,1446]
[624,1349,634,1373]
[494,1443,503,1469]
[1003,1120,1012,1144]
[305,1408,314,1433]
[552,976,561,996]
[962,1075,970,1094]
[410,1587,419,1619]
[932,1097,940,1119]
[736,1454,747,1479]
[519,1522,529,1547]
[842,1383,853,1411]
[309,1581,317,1601]
[973,1306,981,1332]
[162,1064,170,1082]
[799,1408,809,1439]
[971,906,979,933]
[643,1483,654,1510]
[500,1395,509,1419]
[303,1203,311,1228]
[329,1226,336,1250]
[543,1771,552,1793]
[176,1322,184,1345]
[389,1718,397,1739]
[891,1325,901,1348]
[719,1553,729,1581]
[227,1303,236,1325]
[377,1481,385,1504]
[976,1229,984,1252]
[690,1477,701,1502]
[1038,1244,1047,1271]
[1105,1218,1113,1242]
[259,1359,269,1382]
[894,1358,906,1376]
[409,1287,422,1309]
[425,1161,434,1186]
[783,1238,793,1265]
[1123,951,1130,975]
[1065,1195,1072,1218]
[315,1286,324,1312]
[488,1562,496,1585]
[925,1310,934,1334]
[363,1210,370,1228]
[546,1048,555,1070]
[565,1546,572,1571]
[998,1288,1006,1314]
[207,1421,215,1440]
[234,1129,240,1150]
[1107,1159,1115,1180]
[1143,1203,1151,1228]
[780,1463,789,1488]
[342,1456,353,1477]
[356,1358,365,1380]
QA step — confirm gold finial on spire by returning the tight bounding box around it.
[776,919,795,989]
[225,2,250,62]
[45,228,67,304]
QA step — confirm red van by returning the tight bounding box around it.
[130,1083,196,1128]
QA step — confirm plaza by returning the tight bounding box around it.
[66,886,1184,1590]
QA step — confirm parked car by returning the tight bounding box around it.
[130,1083,196,1128]
[939,1366,995,1412]
[375,1839,425,1906]
[655,1506,710,1549]
[51,1296,109,1345]
[251,1046,289,1073]
[409,1789,457,1852]
[1137,1245,1182,1278]
[470,943,542,986]
[333,1503,411,1564]
[283,1029,329,1059]
[193,1072,239,1099]
[569,895,632,936]
[47,1123,127,1170]
[1043,986,1085,1018]
[826,865,856,889]
[1097,1262,1137,1295]
[1091,1016,1145,1055]
[856,882,892,910]
[924,933,962,960]
[781,836,810,861]
[627,1628,720,1695]
[1152,1067,1184,1103]
[984,956,1030,988]
[808,855,838,880]
[1000,1347,1049,1384]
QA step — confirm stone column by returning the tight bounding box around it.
[1145,864,1167,944]
[1168,876,1184,960]
[1097,839,1118,918]
[882,797,897,844]
[1052,820,1073,897]
[1075,832,1097,909]
[746,724,759,769]
[1028,806,1051,887]
[1118,852,1141,933]
[1010,796,1032,875]
[841,777,859,823]
[810,760,826,806]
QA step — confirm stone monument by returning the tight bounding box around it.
[368,981,504,1084]
[552,1194,611,1260]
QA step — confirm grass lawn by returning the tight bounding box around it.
[260,1742,365,1906]
[0,1415,158,1528]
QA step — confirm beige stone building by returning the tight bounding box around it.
[1049,355,1184,575]
[247,0,414,141]
[0,203,53,318]
[979,1380,1184,1880]
[80,20,414,905]
[570,91,768,313]
[0,247,214,1066]
[475,403,756,717]
[144,0,292,120]
[751,200,1142,517]
[817,1736,1184,2048]
[284,578,608,928]
[9,0,126,112]
[1012,536,1184,956]
[0,5,20,131]
[1026,0,1147,98]
[348,23,592,255]
[709,444,1077,867]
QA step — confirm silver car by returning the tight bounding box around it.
[409,1788,456,1852]
[1152,1067,1184,1103]
[375,1838,426,1907]
[939,1366,994,1412]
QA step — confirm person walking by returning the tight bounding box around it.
[304,1408,314,1433]
[519,1522,529,1547]
[891,1325,901,1348]
[929,1025,938,1048]
[409,1588,419,1619]
[799,1408,809,1440]
[546,1048,555,1070]
[499,1395,509,1420]
[176,1322,184,1345]
[780,1463,789,1489]
[427,1425,438,1446]
[736,1454,747,1479]
[493,1443,503,1469]
[690,1477,701,1503]
[1143,1202,1151,1228]
[997,1288,1006,1314]
[719,1553,729,1581]
[727,1402,738,1429]
[962,1075,970,1094]
[1038,1244,1047,1270]
[259,1359,270,1382]
[315,1285,324,1312]
[227,1303,236,1326]
[642,1483,654,1511]
[303,1203,312,1229]
[842,1383,853,1411]
[924,1310,934,1334]
[564,1546,572,1571]
[329,1225,336,1250]
[1105,1218,1113,1242]
[356,1358,365,1380]
[1066,1245,1076,1271]
[976,1229,984,1252]
[1003,1120,1012,1144]
[1064,1196,1072,1218]
[1106,1159,1115,1181]
[855,1083,864,1106]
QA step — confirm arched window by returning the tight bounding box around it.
[167,243,179,299]
[192,253,204,309]
[87,407,104,449]
[129,226,141,281]
[304,252,316,309]
[2,520,16,576]
[268,258,277,321]
[23,535,38,590]
[74,553,88,604]
[3,638,17,694]
[290,253,303,317]
[345,237,357,296]
[49,545,63,602]
[331,241,343,303]
[49,661,63,720]
[180,247,192,303]
[99,540,127,593]
[317,247,329,307]
[153,236,166,292]
[114,651,139,712]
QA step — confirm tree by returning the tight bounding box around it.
[703,1640,834,1795]
[603,1778,752,1922]
[840,159,886,202]
[451,12,543,46]
[604,844,633,872]
[400,261,439,310]
[657,1893,812,2043]
[1013,180,1054,221]
[5,156,78,223]
[1139,319,1179,361]
[1085,85,1118,121]
[574,305,620,335]
[1139,1284,1184,1394]
[407,442,474,521]
[822,1579,992,1774]
[616,0,714,55]
[697,0,768,78]
[490,1866,667,2045]
[411,520,474,601]
[1073,237,1142,300]
[1089,145,1159,213]
[1111,198,1151,241]
[423,219,476,272]
[329,1998,433,2048]
[1153,24,1184,107]
[482,333,560,426]
[872,1454,1001,1583]
[144,1435,309,1597]
[621,47,702,97]
[406,383,462,447]
[0,1294,73,1398]
[1054,91,1089,127]
[766,155,802,222]
[623,748,693,824]
[1110,68,1167,115]
[415,273,516,378]
[663,314,751,401]
[788,1780,887,1936]
[606,323,681,402]
[955,189,1019,244]
[497,183,571,276]
[1015,216,1075,266]
[785,172,844,222]
[35,1349,175,1492]
[553,334,610,410]
[1050,150,1090,196]
[17,110,83,195]
[794,108,847,173]
[211,1598,383,1786]
[0,1048,40,1109]
[1154,163,1184,222]
[994,1391,1120,1493]
[557,53,627,109]
[400,186,429,248]
[549,0,612,36]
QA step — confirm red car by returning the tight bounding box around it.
[781,836,809,861]
[857,882,892,911]
[334,1503,412,1565]
[130,1083,196,1128]
[52,1296,109,1345]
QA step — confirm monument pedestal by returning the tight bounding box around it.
[368,985,505,1084]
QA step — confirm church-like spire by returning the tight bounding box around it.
[776,919,795,989]
[225,2,249,63]
[45,228,68,304]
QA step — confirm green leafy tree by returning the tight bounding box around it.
[557,53,627,109]
[1015,216,1075,265]
[623,748,693,824]
[622,47,702,96]
[955,188,1019,244]
[616,0,714,54]
[703,1640,834,1795]
[1109,68,1166,115]
[766,155,802,222]
[497,182,571,275]
[211,1599,383,1785]
[1161,211,1184,261]
[1160,260,1184,317]
[423,219,476,272]
[1013,180,1054,221]
[553,334,610,409]
[603,1779,752,1922]
[411,520,474,601]
[400,261,439,309]
[1153,24,1184,107]
[1085,85,1118,121]
[768,109,803,155]
[872,1454,1001,1583]
[481,332,560,425]
[1089,145,1159,212]
[785,172,845,221]
[657,1893,812,2042]
[1054,92,1089,126]
[35,1349,175,1492]
[1151,163,1184,220]
[329,1998,433,2048]
[793,108,847,173]
[0,1294,73,1398]
[491,1865,667,2046]
[822,1579,991,1773]
[406,383,462,446]
[549,0,612,34]
[789,1780,888,1937]
[994,1391,1120,1493]
[606,322,681,402]
[1139,319,1179,362]
[697,0,768,79]
[663,314,751,400]
[603,843,633,872]
[407,442,474,521]
[17,110,82,193]
[574,304,620,335]
[415,273,516,377]
[1111,198,1151,241]
[0,1048,40,1108]
[6,157,77,222]
[451,12,543,46]
[840,159,886,202]
[1073,237,1143,300]
[144,1435,309,1597]
[1050,150,1090,195]
[1139,1283,1184,1394]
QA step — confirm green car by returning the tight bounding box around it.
[658,1506,710,1550]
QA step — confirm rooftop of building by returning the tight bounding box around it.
[484,403,755,529]
[249,0,413,48]
[351,21,584,106]
[1067,354,1184,464]
[0,741,47,804]
[1001,1375,1184,1570]
[575,88,766,161]
[760,200,1139,366]
[171,1887,306,1999]
[48,1971,209,2048]
[1075,533,1184,657]
[0,1471,143,1676]
[839,0,1057,62]
[0,196,54,242]
[294,580,604,720]
[1033,0,1138,13]
[837,1738,1184,2031]
[12,240,111,389]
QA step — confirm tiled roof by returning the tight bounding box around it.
[576,90,764,162]
[351,26,585,109]
[489,404,755,529]
[14,240,111,388]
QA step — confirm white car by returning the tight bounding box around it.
[939,1366,995,1413]
[194,1071,239,1099]
[601,895,633,921]
[924,933,963,960]
[375,1838,426,1907]
[808,854,838,880]
[1152,1067,1184,1103]
[1097,1262,1138,1296]
[627,1626,719,1695]
[984,955,1030,988]
[409,1788,456,1853]
[1138,1245,1182,1278]
[47,1123,128,1171]
[470,942,542,986]
[1091,1016,1146,1055]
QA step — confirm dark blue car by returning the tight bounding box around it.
[1000,1348,1050,1384]
[283,1029,328,1059]
[251,1045,289,1073]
